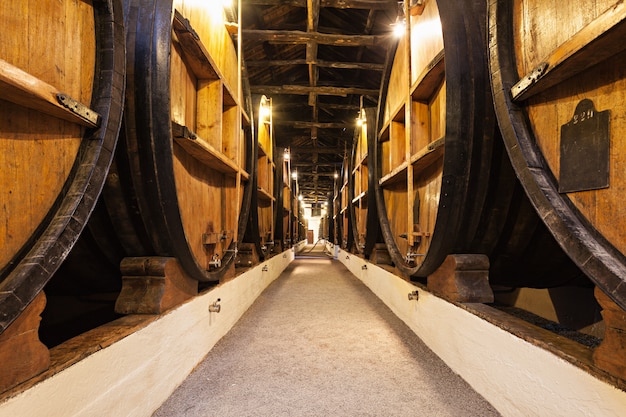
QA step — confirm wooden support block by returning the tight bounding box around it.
[427,254,494,303]
[236,243,260,268]
[0,292,50,393]
[369,243,393,265]
[593,287,626,379]
[115,257,198,315]
[219,261,237,283]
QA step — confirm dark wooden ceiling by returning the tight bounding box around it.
[240,0,398,204]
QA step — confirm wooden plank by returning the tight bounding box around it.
[196,79,223,150]
[0,59,99,128]
[511,2,626,101]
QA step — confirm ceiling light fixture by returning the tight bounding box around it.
[391,1,406,38]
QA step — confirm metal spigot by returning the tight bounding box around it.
[361,264,367,270]
[209,298,221,313]
[408,290,419,301]
[225,245,238,255]
[209,254,221,269]
[405,249,423,264]
[262,265,269,272]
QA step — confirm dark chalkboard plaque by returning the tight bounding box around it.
[559,99,610,193]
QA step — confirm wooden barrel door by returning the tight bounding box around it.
[111,0,252,282]
[0,0,125,332]
[489,0,626,309]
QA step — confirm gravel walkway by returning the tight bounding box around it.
[153,250,501,416]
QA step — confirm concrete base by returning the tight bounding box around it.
[335,246,626,417]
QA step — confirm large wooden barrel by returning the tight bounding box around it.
[348,107,380,256]
[274,148,296,250]
[489,0,626,309]
[249,95,278,259]
[337,153,354,250]
[64,0,253,285]
[0,0,125,333]
[118,0,252,281]
[374,0,586,286]
[332,171,342,246]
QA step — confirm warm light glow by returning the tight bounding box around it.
[298,194,303,201]
[334,172,338,179]
[292,171,298,180]
[283,148,290,160]
[393,19,406,38]
[219,0,232,8]
[356,117,363,127]
[259,96,272,121]
[259,103,271,120]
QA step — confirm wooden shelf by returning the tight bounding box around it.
[379,137,445,188]
[379,161,408,187]
[351,190,368,204]
[410,136,445,171]
[411,49,445,103]
[352,153,368,174]
[0,58,100,128]
[511,2,626,101]
[172,10,239,108]
[257,186,275,202]
[242,109,251,126]
[172,121,248,180]
[379,102,405,141]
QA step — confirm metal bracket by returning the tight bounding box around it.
[56,93,101,127]
[510,62,549,101]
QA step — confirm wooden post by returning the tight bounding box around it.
[593,287,626,379]
[115,257,198,315]
[427,254,493,303]
[0,292,49,393]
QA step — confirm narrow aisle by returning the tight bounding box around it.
[153,255,501,416]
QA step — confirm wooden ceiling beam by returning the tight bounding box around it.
[246,0,396,10]
[275,121,352,128]
[242,30,387,46]
[245,59,385,71]
[250,85,378,96]
[291,147,344,154]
